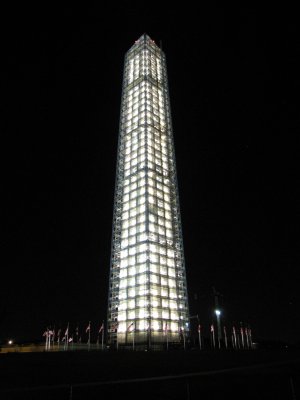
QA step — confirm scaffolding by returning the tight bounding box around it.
[107,34,189,350]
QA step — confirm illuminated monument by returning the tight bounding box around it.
[107,34,189,349]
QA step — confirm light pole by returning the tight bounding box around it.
[215,309,222,349]
[213,287,223,349]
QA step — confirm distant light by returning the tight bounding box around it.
[8,340,13,345]
[215,310,221,316]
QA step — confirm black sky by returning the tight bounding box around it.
[2,4,300,345]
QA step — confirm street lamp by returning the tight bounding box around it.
[215,309,222,348]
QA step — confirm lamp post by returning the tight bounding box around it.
[215,309,222,349]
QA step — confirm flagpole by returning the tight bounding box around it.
[52,327,55,351]
[198,325,202,350]
[66,323,69,351]
[166,330,168,351]
[48,329,51,351]
[133,327,135,351]
[241,326,244,349]
[224,326,228,349]
[237,331,240,349]
[44,329,48,351]
[75,325,79,348]
[101,322,104,350]
[211,325,215,349]
[57,329,61,350]
[165,323,168,351]
[249,328,253,349]
[48,330,52,351]
[88,321,91,351]
[245,328,250,349]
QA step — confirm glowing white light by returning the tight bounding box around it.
[169,279,176,288]
[138,299,146,307]
[119,301,127,310]
[129,299,135,308]
[170,301,177,309]
[129,289,135,297]
[118,312,126,321]
[128,267,136,276]
[170,322,178,331]
[128,311,135,319]
[118,322,127,333]
[138,275,147,285]
[120,269,127,278]
[152,320,160,330]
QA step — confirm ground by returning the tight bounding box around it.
[0,348,299,399]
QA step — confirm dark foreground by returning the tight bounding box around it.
[0,348,299,399]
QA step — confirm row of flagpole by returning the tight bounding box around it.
[111,321,253,351]
[42,321,105,351]
[43,321,253,351]
[208,324,253,349]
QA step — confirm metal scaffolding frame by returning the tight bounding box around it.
[107,34,189,349]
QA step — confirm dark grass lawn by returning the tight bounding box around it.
[1,349,299,399]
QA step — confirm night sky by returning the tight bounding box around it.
[2,4,299,345]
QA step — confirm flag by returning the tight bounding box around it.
[164,323,168,335]
[99,323,104,333]
[86,322,91,333]
[210,324,214,332]
[48,330,54,336]
[111,322,118,332]
[68,337,73,343]
[248,328,252,345]
[42,330,48,337]
[65,325,69,336]
[127,322,134,332]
